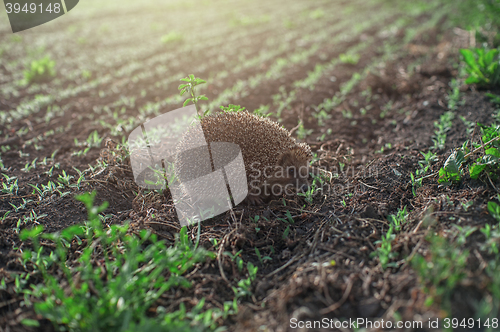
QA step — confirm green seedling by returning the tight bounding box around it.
[277,210,294,224]
[0,211,11,223]
[9,198,32,212]
[488,200,500,222]
[21,158,37,173]
[178,74,208,114]
[412,232,469,311]
[410,165,429,196]
[15,210,47,233]
[438,148,465,185]
[447,78,463,111]
[432,111,454,150]
[370,225,398,270]
[459,115,475,135]
[255,247,272,265]
[220,104,245,113]
[296,120,313,140]
[309,9,324,19]
[469,124,500,181]
[160,31,183,44]
[479,222,500,255]
[380,101,393,118]
[29,181,61,198]
[232,262,258,299]
[312,109,331,126]
[388,206,408,232]
[1,178,18,195]
[57,170,74,187]
[224,250,244,272]
[23,56,56,84]
[419,150,438,168]
[486,93,500,105]
[461,201,473,212]
[298,173,323,204]
[339,53,360,65]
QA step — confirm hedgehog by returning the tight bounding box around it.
[174,111,313,205]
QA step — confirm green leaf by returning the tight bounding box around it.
[460,49,481,73]
[484,49,498,66]
[485,147,500,158]
[488,201,500,222]
[20,225,44,241]
[438,149,465,184]
[61,225,85,240]
[470,163,487,179]
[465,76,480,85]
[21,319,40,327]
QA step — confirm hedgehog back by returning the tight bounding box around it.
[175,111,299,187]
[202,112,298,183]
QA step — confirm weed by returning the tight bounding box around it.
[460,47,500,88]
[57,170,74,187]
[21,158,37,173]
[255,247,272,265]
[224,250,244,272]
[339,53,360,65]
[296,120,313,140]
[160,31,183,44]
[469,123,500,181]
[380,101,393,118]
[16,191,215,331]
[419,150,438,168]
[23,56,56,84]
[438,147,466,185]
[298,174,322,204]
[179,74,208,114]
[461,200,473,212]
[220,104,245,113]
[1,177,19,195]
[388,206,408,232]
[14,210,47,233]
[9,198,32,212]
[309,9,324,19]
[447,78,463,111]
[488,199,500,222]
[370,225,398,269]
[487,93,500,105]
[459,115,475,135]
[411,232,469,309]
[432,111,454,150]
